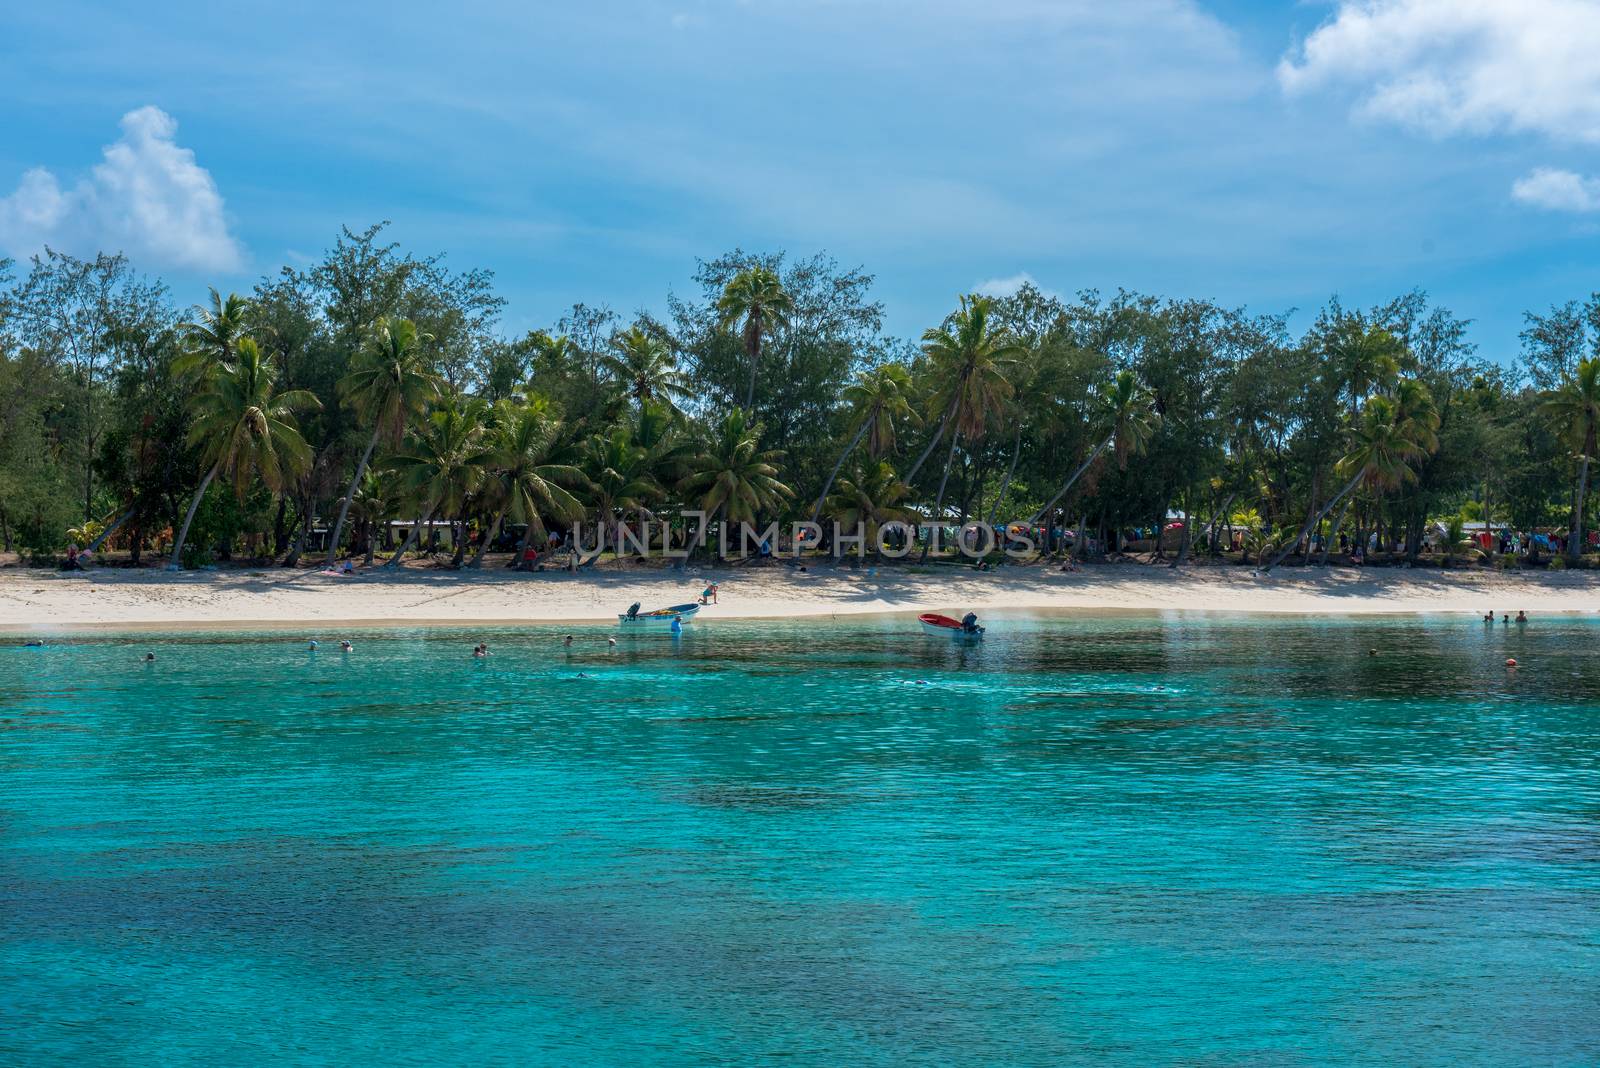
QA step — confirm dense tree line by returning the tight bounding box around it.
[1,223,1595,571]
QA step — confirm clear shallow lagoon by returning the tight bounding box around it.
[4,613,1599,1067]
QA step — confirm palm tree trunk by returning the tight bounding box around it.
[987,429,1024,527]
[905,390,962,484]
[385,507,435,568]
[470,508,505,569]
[169,463,220,569]
[1569,450,1590,563]
[1171,502,1194,567]
[1320,494,1354,566]
[450,508,470,568]
[1262,470,1365,574]
[810,416,872,525]
[88,508,136,553]
[515,516,546,571]
[920,431,962,561]
[742,334,761,411]
[326,429,380,566]
[1198,491,1237,558]
[1028,436,1112,526]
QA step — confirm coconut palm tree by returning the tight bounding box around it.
[1332,322,1403,411]
[911,296,1022,554]
[809,362,917,524]
[169,338,320,568]
[325,317,442,565]
[908,296,1021,478]
[584,426,665,559]
[823,460,917,558]
[599,326,689,412]
[1539,356,1600,564]
[679,409,793,557]
[1029,369,1160,525]
[383,396,492,568]
[343,468,400,566]
[496,405,588,569]
[716,266,794,410]
[173,288,251,380]
[1261,388,1435,574]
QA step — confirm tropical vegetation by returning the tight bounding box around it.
[1,227,1594,571]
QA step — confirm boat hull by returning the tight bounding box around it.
[618,603,701,626]
[919,613,983,639]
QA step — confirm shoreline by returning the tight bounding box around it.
[4,560,1597,633]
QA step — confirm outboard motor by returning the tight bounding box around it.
[626,602,641,620]
[961,612,979,633]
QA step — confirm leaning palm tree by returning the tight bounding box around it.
[383,396,493,568]
[325,317,442,565]
[1029,369,1160,525]
[1539,356,1600,564]
[172,288,251,380]
[809,363,918,524]
[169,338,320,568]
[716,266,794,410]
[908,295,1022,481]
[912,296,1022,555]
[1261,388,1435,574]
[823,460,918,559]
[679,409,793,557]
[599,327,689,412]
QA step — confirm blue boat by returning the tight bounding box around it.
[618,602,701,627]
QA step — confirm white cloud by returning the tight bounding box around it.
[1511,167,1600,212]
[0,106,242,271]
[1278,0,1600,144]
[975,272,1057,299]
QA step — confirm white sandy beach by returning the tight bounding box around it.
[3,559,1597,632]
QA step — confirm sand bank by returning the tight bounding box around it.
[2,559,1596,633]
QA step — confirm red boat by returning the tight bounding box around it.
[919,612,984,638]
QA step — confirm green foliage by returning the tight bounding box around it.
[2,233,1596,574]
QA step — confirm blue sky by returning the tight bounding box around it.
[3,0,1599,359]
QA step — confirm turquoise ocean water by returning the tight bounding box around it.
[3,613,1599,1066]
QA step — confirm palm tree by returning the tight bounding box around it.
[1261,388,1435,573]
[1332,322,1403,411]
[173,288,251,380]
[599,327,689,412]
[383,397,492,567]
[716,266,794,410]
[1539,356,1600,564]
[1029,369,1160,525]
[325,317,442,565]
[584,426,664,558]
[343,468,399,566]
[809,363,917,525]
[679,409,793,557]
[488,404,588,570]
[823,460,917,558]
[911,296,1022,554]
[908,296,1021,477]
[169,338,320,568]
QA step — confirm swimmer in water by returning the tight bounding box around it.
[308,639,319,651]
[472,644,487,658]
[607,637,617,648]
[1516,610,1528,623]
[340,640,353,652]
[144,653,156,662]
[563,634,574,647]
